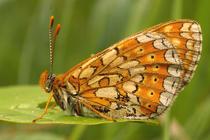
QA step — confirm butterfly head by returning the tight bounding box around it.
[39,70,56,93]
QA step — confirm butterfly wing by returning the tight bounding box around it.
[64,20,202,119]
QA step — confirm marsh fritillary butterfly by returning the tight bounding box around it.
[33,16,202,122]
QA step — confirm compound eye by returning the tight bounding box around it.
[45,74,56,93]
[45,85,52,93]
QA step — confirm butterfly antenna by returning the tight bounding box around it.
[49,16,61,75]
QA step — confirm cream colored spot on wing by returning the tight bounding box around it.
[147,32,163,38]
[81,57,97,68]
[137,32,162,43]
[79,67,96,78]
[165,49,181,64]
[123,81,137,93]
[136,34,153,43]
[110,56,125,67]
[102,49,118,65]
[88,76,104,85]
[168,65,183,77]
[192,33,202,41]
[153,39,170,50]
[181,32,192,39]
[164,25,173,32]
[129,65,145,76]
[131,74,143,83]
[160,92,174,106]
[119,60,139,69]
[110,102,118,109]
[156,105,166,114]
[127,93,139,104]
[95,87,118,99]
[163,38,173,47]
[163,76,180,94]
[181,23,191,32]
[186,40,202,52]
[72,68,81,78]
[67,82,77,94]
[191,23,201,32]
[196,41,202,52]
[109,75,123,85]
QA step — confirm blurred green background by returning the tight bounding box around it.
[0,0,210,140]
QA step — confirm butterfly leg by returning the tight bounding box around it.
[32,92,54,123]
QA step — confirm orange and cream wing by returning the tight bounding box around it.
[64,20,202,119]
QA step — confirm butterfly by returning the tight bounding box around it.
[33,16,202,122]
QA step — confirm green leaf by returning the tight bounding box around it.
[0,86,159,125]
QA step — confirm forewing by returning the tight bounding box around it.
[65,20,202,119]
